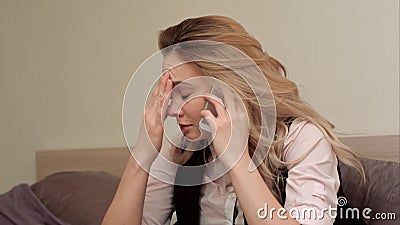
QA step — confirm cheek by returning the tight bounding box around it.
[183,98,207,119]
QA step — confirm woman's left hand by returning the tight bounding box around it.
[200,88,250,168]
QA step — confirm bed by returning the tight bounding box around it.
[0,135,399,225]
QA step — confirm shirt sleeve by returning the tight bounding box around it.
[282,119,340,225]
[142,142,177,225]
[142,175,174,225]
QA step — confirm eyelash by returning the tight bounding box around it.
[169,94,191,102]
[181,94,190,100]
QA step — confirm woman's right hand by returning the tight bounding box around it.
[103,73,172,225]
[132,71,173,169]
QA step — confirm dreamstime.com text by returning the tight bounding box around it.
[257,197,397,221]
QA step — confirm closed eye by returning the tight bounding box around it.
[181,94,190,100]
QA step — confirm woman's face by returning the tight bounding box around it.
[163,60,209,140]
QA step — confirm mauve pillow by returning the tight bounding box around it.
[339,158,400,225]
[31,171,120,225]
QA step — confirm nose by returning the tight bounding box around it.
[167,100,184,118]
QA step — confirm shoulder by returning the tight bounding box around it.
[285,118,325,144]
[282,118,334,164]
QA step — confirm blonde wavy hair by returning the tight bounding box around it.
[158,15,365,202]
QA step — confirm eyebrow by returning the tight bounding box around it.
[172,81,181,87]
[172,81,192,88]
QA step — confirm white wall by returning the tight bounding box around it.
[0,0,398,193]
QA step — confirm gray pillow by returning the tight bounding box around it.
[31,159,399,225]
[339,158,399,225]
[31,171,119,225]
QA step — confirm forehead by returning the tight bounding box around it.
[162,54,203,82]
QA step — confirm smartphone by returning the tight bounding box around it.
[199,81,224,133]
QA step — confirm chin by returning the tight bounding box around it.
[183,131,201,140]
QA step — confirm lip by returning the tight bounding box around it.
[179,124,193,131]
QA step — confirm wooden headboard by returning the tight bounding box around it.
[36,147,130,180]
[35,135,399,181]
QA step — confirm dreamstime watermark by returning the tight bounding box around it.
[257,196,397,221]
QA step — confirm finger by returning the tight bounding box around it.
[161,79,173,121]
[221,88,248,120]
[150,75,167,106]
[202,94,227,117]
[149,72,170,106]
[221,88,236,110]
[200,110,218,135]
[199,116,216,134]
[234,96,248,116]
[200,109,216,120]
[164,78,173,101]
[158,71,170,94]
[229,89,247,116]
[148,91,159,110]
[157,79,174,123]
[148,96,159,117]
[147,93,156,110]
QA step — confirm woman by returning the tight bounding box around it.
[102,15,365,225]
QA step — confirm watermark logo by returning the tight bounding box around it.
[257,196,397,221]
[336,196,347,207]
